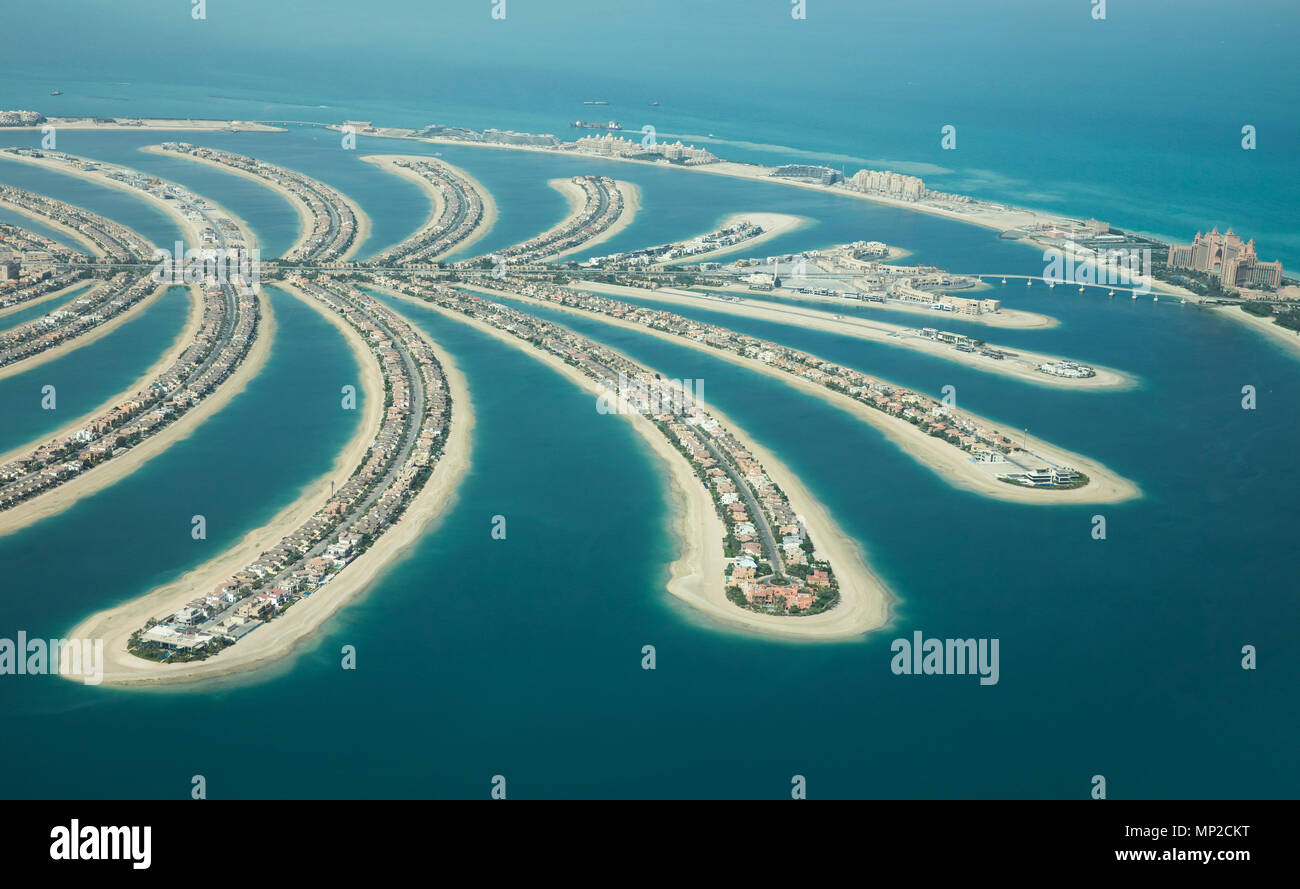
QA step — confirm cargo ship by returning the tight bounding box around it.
[570,120,622,131]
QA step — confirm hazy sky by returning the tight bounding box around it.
[5,0,1296,115]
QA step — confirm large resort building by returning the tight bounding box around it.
[1167,228,1282,292]
[570,133,718,165]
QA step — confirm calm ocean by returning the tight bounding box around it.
[0,0,1295,798]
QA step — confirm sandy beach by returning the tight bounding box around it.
[1214,304,1300,359]
[0,198,112,258]
[396,132,1093,241]
[360,155,441,253]
[53,118,1266,290]
[0,286,272,537]
[0,278,177,383]
[387,289,891,639]
[338,197,370,262]
[14,118,283,132]
[543,179,641,260]
[534,177,587,252]
[63,283,473,687]
[359,154,497,260]
[140,144,368,260]
[465,283,1139,505]
[0,278,97,320]
[577,280,1132,390]
[141,145,311,257]
[0,285,203,466]
[708,282,1058,329]
[663,212,808,264]
[0,151,259,252]
[699,160,1060,235]
[392,132,1259,292]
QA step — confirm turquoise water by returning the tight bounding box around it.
[4,255,1289,796]
[0,15,1296,796]
[0,158,185,248]
[0,285,191,454]
[0,281,96,333]
[4,1,1297,267]
[0,205,90,252]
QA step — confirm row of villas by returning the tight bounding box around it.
[131,277,451,658]
[0,272,154,368]
[0,232,86,309]
[389,279,841,617]
[6,149,251,260]
[585,221,765,269]
[474,278,1086,490]
[0,184,154,262]
[491,176,623,262]
[660,406,836,614]
[158,144,358,262]
[0,279,260,510]
[373,159,485,265]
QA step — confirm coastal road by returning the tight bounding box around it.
[293,281,427,566]
[697,433,784,576]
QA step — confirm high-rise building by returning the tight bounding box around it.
[1166,228,1282,290]
[847,168,924,201]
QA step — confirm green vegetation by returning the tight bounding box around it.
[1150,260,1223,297]
[127,632,234,664]
[995,470,1090,490]
[1243,302,1300,332]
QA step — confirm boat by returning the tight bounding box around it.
[50,89,63,96]
[1079,285,1085,292]
[583,100,609,105]
[649,100,660,107]
[1001,278,1007,284]
[570,120,622,131]
[1108,290,1115,297]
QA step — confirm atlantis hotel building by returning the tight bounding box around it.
[1167,228,1283,291]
